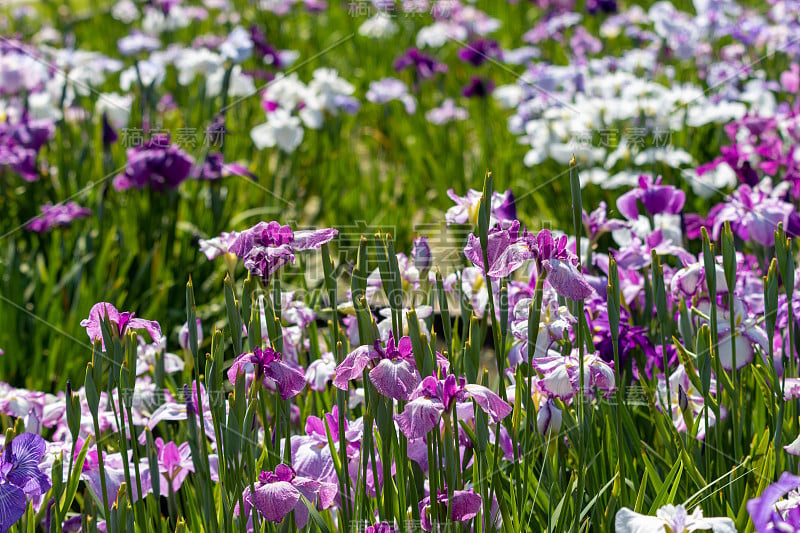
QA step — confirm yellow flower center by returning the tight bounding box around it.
[472,273,485,293]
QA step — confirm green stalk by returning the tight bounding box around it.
[651,253,671,415]
[85,362,110,513]
[721,223,742,468]
[764,259,782,477]
[607,257,625,503]
[321,243,352,524]
[523,273,545,514]
[701,229,724,490]
[477,171,507,400]
[569,156,586,532]
[776,226,796,474]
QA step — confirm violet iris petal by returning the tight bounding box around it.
[333,345,379,389]
[369,359,420,401]
[747,472,800,533]
[81,302,163,350]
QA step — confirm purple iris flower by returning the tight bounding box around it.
[0,433,51,533]
[782,64,800,93]
[586,0,617,14]
[710,181,800,247]
[80,448,154,510]
[192,152,253,181]
[419,488,482,531]
[80,302,163,350]
[411,236,432,272]
[463,223,593,299]
[198,231,239,261]
[582,201,628,240]
[333,336,421,401]
[101,113,118,147]
[694,297,768,371]
[241,464,337,528]
[250,25,284,68]
[532,349,615,401]
[592,310,657,378]
[425,98,469,125]
[463,220,534,278]
[7,115,53,152]
[227,346,306,400]
[445,188,516,226]
[462,77,495,98]
[613,229,693,271]
[669,261,728,297]
[113,134,195,192]
[155,438,194,493]
[616,175,686,221]
[227,221,337,282]
[393,48,448,81]
[0,143,37,182]
[0,114,53,182]
[458,39,502,66]
[747,471,800,532]
[292,405,361,485]
[363,523,398,533]
[366,78,417,114]
[535,229,595,300]
[144,381,217,445]
[511,295,576,362]
[657,365,723,439]
[684,206,723,241]
[493,189,517,224]
[570,27,602,57]
[537,397,562,436]
[395,374,511,439]
[178,319,203,352]
[717,146,760,186]
[26,202,91,233]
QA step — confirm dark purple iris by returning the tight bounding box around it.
[458,39,502,67]
[684,204,723,240]
[113,134,195,192]
[593,311,656,377]
[193,152,253,181]
[586,0,617,14]
[462,77,495,98]
[494,189,517,223]
[101,113,118,147]
[0,433,51,533]
[250,25,278,65]
[393,48,448,82]
[411,236,432,271]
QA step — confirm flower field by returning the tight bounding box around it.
[2,0,800,531]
